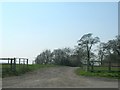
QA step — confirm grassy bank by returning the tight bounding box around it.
[2,64,58,78]
[75,68,120,79]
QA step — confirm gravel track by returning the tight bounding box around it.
[2,66,118,88]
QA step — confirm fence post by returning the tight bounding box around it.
[23,59,25,68]
[23,59,25,64]
[27,59,28,67]
[13,58,16,72]
[19,58,20,65]
[10,59,13,71]
[91,61,94,72]
[8,58,9,64]
[108,60,111,72]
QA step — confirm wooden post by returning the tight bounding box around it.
[8,58,10,69]
[18,58,20,70]
[8,58,9,64]
[108,52,112,72]
[108,60,111,72]
[10,59,12,71]
[13,58,16,72]
[23,59,25,64]
[91,61,94,72]
[19,58,20,65]
[87,46,90,72]
[27,59,28,67]
[23,59,25,68]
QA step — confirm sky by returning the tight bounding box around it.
[0,2,118,63]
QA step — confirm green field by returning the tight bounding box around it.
[2,64,58,78]
[75,67,120,79]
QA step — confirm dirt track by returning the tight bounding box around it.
[2,66,118,88]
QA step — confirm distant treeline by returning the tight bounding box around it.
[35,33,120,69]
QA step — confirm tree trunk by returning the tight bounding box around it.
[87,45,90,71]
[91,61,94,72]
[101,54,104,66]
[116,49,120,56]
[108,52,111,72]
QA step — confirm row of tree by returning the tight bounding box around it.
[35,33,120,71]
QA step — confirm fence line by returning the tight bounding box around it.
[0,58,29,72]
[81,60,120,72]
[89,60,119,72]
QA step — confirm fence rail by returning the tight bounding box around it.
[81,60,120,72]
[0,58,29,72]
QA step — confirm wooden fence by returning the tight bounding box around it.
[0,58,28,72]
[82,60,120,72]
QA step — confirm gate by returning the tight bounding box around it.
[0,58,28,73]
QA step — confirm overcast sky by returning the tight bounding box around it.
[0,2,118,63]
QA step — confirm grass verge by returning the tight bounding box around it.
[75,68,120,79]
[2,64,58,78]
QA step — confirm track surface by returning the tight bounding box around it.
[2,66,118,88]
